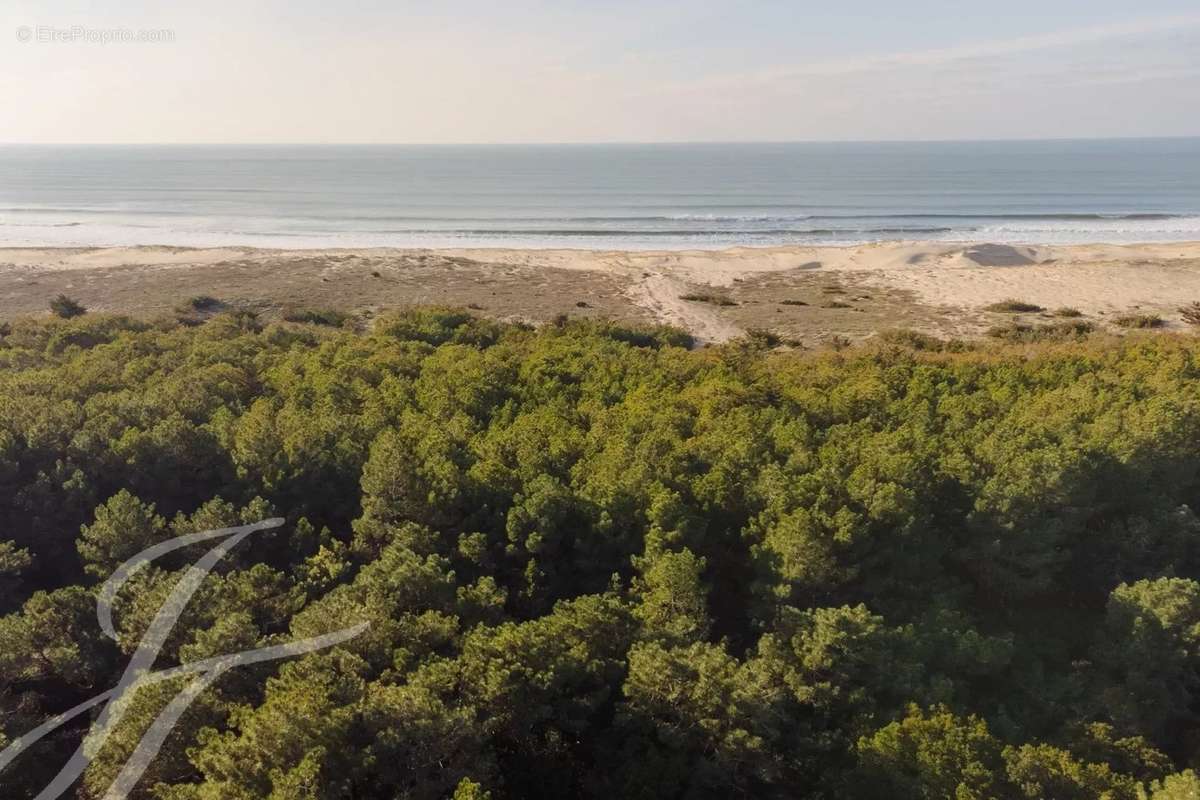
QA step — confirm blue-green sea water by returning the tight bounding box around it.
[1,140,1197,249]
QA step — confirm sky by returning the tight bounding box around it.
[1,1,1199,143]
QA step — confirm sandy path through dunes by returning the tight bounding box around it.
[447,242,1200,329]
[3,242,1200,343]
[624,272,742,344]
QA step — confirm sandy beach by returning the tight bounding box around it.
[3,241,1200,345]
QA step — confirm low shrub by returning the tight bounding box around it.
[987,320,1095,342]
[282,308,353,327]
[183,295,223,311]
[1114,314,1164,330]
[875,329,947,351]
[49,294,87,319]
[985,299,1044,313]
[1179,302,1200,326]
[680,293,737,307]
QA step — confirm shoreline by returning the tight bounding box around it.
[5,238,1200,254]
[3,241,1200,344]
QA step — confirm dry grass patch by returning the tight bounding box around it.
[680,293,738,307]
[1113,314,1165,330]
[985,299,1044,313]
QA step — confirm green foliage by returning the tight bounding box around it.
[49,294,87,318]
[679,292,737,306]
[183,296,223,312]
[851,705,1010,799]
[78,490,169,578]
[281,308,353,328]
[985,299,1044,313]
[1003,743,1139,800]
[986,320,1095,341]
[1115,314,1166,329]
[453,778,494,800]
[740,328,795,349]
[633,547,709,643]
[173,296,226,326]
[1,313,1200,798]
[874,329,951,351]
[852,706,1142,800]
[1094,579,1200,741]
[1140,771,1200,800]
[0,539,32,612]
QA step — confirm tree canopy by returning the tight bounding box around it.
[2,308,1200,798]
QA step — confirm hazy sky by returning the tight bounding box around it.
[2,1,1199,143]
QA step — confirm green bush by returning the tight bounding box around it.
[48,294,86,319]
[282,307,353,327]
[1178,303,1200,326]
[680,292,738,306]
[985,298,1044,313]
[874,329,949,351]
[1114,314,1165,329]
[184,295,223,311]
[987,320,1095,342]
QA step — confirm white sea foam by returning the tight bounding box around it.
[1,142,1198,250]
[3,214,1200,250]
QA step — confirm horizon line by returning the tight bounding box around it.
[2,135,1200,148]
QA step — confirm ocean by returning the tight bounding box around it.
[1,140,1198,250]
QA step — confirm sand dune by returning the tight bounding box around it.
[3,242,1200,343]
[442,241,1200,324]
